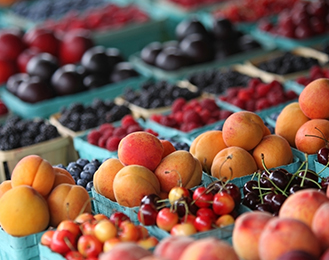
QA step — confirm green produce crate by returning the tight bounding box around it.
[0,228,46,260]
[38,244,64,260]
[0,76,146,119]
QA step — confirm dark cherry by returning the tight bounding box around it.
[242,192,260,210]
[318,146,329,166]
[255,203,273,213]
[137,204,158,226]
[260,171,273,189]
[271,194,287,212]
[209,180,225,195]
[223,183,241,206]
[269,168,290,190]
[243,180,260,196]
[140,41,163,65]
[174,196,198,217]
[289,184,305,195]
[263,192,275,205]
[140,194,163,208]
[297,170,319,189]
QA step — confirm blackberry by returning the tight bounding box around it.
[80,113,98,130]
[40,124,59,139]
[105,105,131,122]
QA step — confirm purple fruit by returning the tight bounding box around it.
[26,52,59,82]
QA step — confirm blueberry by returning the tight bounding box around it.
[86,181,94,191]
[53,163,66,169]
[83,163,97,174]
[76,158,90,168]
[67,164,82,178]
[90,159,101,168]
[77,178,88,187]
[80,171,93,182]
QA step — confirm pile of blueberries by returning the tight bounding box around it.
[186,69,252,95]
[10,0,107,22]
[58,99,131,132]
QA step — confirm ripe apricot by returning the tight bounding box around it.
[52,167,75,190]
[0,180,12,199]
[211,146,258,180]
[0,185,49,236]
[160,139,176,158]
[11,154,55,197]
[275,102,310,147]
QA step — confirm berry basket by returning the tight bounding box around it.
[0,136,70,183]
[242,47,329,83]
[0,75,146,119]
[38,244,65,260]
[0,228,46,260]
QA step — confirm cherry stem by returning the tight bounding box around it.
[304,127,329,147]
[64,236,75,252]
[283,158,307,194]
[316,155,329,176]
[165,170,183,187]
[217,154,233,179]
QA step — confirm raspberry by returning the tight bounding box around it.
[267,92,285,106]
[237,88,253,101]
[225,87,243,99]
[99,123,115,133]
[310,65,325,79]
[245,100,256,111]
[219,110,233,120]
[255,98,271,111]
[256,83,272,97]
[210,110,221,120]
[160,115,177,128]
[87,130,101,145]
[199,98,218,112]
[144,128,158,136]
[285,90,298,100]
[230,97,246,110]
[171,97,186,113]
[98,135,108,148]
[173,111,184,124]
[106,136,122,151]
[113,126,127,137]
[180,122,202,132]
[199,109,211,124]
[126,124,143,134]
[247,77,262,90]
[183,110,202,125]
[121,114,138,129]
[150,114,162,123]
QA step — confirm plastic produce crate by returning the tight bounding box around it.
[0,136,70,183]
[0,228,46,260]
[0,76,147,119]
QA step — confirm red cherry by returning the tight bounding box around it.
[193,215,213,232]
[50,229,77,255]
[156,207,179,232]
[137,204,158,226]
[192,186,214,208]
[212,191,235,216]
[196,207,218,222]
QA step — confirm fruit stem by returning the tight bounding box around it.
[283,159,306,194]
[260,154,271,175]
[165,170,183,187]
[257,172,264,204]
[300,154,309,187]
[217,154,233,180]
[316,154,329,176]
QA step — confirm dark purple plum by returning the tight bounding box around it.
[6,73,29,95]
[155,46,190,71]
[175,17,210,41]
[81,46,112,75]
[140,41,163,65]
[109,62,139,83]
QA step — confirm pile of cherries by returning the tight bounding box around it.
[137,179,241,235]
[242,156,329,215]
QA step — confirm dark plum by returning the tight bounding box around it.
[81,46,112,75]
[109,62,139,83]
[140,42,163,65]
[175,16,210,41]
[6,73,29,95]
[155,46,190,71]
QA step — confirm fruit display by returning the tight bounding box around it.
[159,0,224,10]
[219,78,298,112]
[136,16,262,73]
[257,0,329,40]
[137,179,243,237]
[30,3,150,34]
[211,0,299,24]
[149,97,234,133]
[0,154,92,236]
[40,212,159,259]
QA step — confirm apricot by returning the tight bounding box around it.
[189,130,227,173]
[11,154,56,197]
[113,165,161,207]
[47,183,92,227]
[252,134,293,170]
[211,146,258,180]
[52,167,75,189]
[222,111,268,151]
[0,185,49,236]
[99,242,152,260]
[154,150,202,193]
[312,202,329,251]
[179,237,239,260]
[0,180,12,199]
[258,217,321,260]
[279,189,328,228]
[154,235,195,260]
[160,139,176,158]
[232,211,273,260]
[295,119,329,154]
[299,78,329,119]
[275,102,310,147]
[118,131,164,171]
[93,158,124,201]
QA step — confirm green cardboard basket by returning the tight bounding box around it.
[0,228,46,260]
[0,76,146,119]
[38,244,65,260]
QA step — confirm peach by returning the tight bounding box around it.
[312,202,329,251]
[0,185,49,236]
[11,154,56,197]
[52,166,75,189]
[211,146,258,180]
[279,189,329,228]
[222,111,268,151]
[118,131,164,171]
[295,119,329,154]
[154,235,195,260]
[275,102,310,147]
[93,158,124,201]
[154,150,202,193]
[0,180,12,199]
[258,217,322,260]
[113,165,161,207]
[299,78,329,119]
[189,130,228,173]
[160,139,176,158]
[179,237,239,260]
[47,183,92,227]
[232,211,273,260]
[252,134,293,170]
[99,242,152,260]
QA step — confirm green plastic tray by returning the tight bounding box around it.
[0,228,46,260]
[0,76,146,119]
[38,244,64,260]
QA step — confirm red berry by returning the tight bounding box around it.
[255,98,271,111]
[183,109,202,125]
[112,126,127,137]
[106,136,121,151]
[126,124,143,134]
[121,114,138,128]
[171,97,186,113]
[87,130,102,145]
[199,98,218,112]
